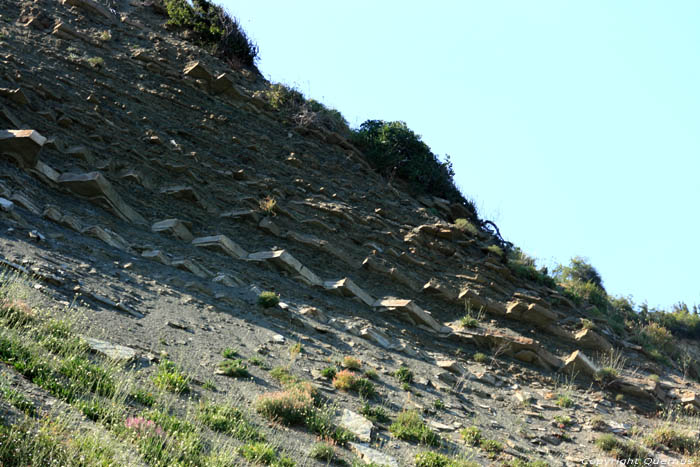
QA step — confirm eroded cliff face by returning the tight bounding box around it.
[0,1,698,465]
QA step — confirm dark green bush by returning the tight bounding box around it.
[554,256,604,290]
[162,0,258,67]
[350,120,476,217]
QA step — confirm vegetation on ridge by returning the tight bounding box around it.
[160,0,258,67]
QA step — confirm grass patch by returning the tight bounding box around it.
[595,434,647,461]
[389,410,439,447]
[222,347,238,359]
[644,425,699,454]
[415,451,478,467]
[153,360,190,394]
[473,352,488,363]
[310,442,335,462]
[332,370,376,398]
[238,441,295,466]
[320,366,336,379]
[217,358,249,378]
[198,402,264,441]
[454,218,478,236]
[461,426,482,446]
[556,394,574,408]
[394,365,413,384]
[269,367,299,387]
[342,356,362,370]
[359,402,390,424]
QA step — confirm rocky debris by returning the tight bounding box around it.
[324,278,375,307]
[84,337,137,361]
[338,409,373,442]
[0,129,46,168]
[349,442,399,467]
[151,219,194,242]
[374,297,451,334]
[57,172,146,225]
[192,235,248,259]
[561,350,598,377]
[248,250,322,286]
[59,0,116,22]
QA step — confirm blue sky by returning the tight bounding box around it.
[222,1,700,310]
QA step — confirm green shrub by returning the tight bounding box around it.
[556,394,574,408]
[320,366,337,379]
[644,426,699,454]
[258,292,279,308]
[350,120,476,215]
[595,434,647,461]
[454,218,478,235]
[342,356,362,370]
[473,352,488,363]
[507,247,556,288]
[238,442,294,466]
[414,452,452,467]
[359,402,390,424]
[389,410,439,446]
[309,443,335,462]
[161,0,258,67]
[217,358,249,377]
[460,426,482,446]
[222,347,238,359]
[332,370,376,398]
[198,403,264,441]
[554,256,605,289]
[394,365,413,384]
[153,360,189,394]
[255,384,315,425]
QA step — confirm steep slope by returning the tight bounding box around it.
[0,0,699,466]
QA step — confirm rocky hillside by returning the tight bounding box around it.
[0,0,699,465]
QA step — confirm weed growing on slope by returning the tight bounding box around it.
[258,291,280,308]
[389,410,440,447]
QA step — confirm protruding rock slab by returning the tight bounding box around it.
[339,409,373,442]
[459,288,506,316]
[84,337,136,361]
[211,73,246,100]
[324,278,375,307]
[505,300,558,327]
[192,235,248,259]
[561,350,598,377]
[359,326,400,350]
[457,329,562,370]
[141,249,170,265]
[574,328,613,352]
[248,250,322,286]
[57,172,146,225]
[0,129,46,168]
[373,297,451,334]
[348,443,399,467]
[152,219,193,242]
[82,225,130,251]
[171,258,211,278]
[183,61,212,81]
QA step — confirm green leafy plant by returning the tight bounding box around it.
[153,360,189,394]
[222,347,238,359]
[359,402,390,424]
[473,352,488,363]
[342,356,362,370]
[320,366,337,379]
[161,0,258,67]
[595,434,647,461]
[389,410,440,447]
[350,120,476,215]
[460,426,482,446]
[332,370,376,398]
[217,358,249,377]
[258,291,280,308]
[394,365,413,384]
[309,442,335,462]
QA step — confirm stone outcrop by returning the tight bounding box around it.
[57,172,146,225]
[0,129,46,168]
[192,235,248,259]
[248,250,322,286]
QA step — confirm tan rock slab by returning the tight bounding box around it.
[574,328,613,352]
[0,129,46,168]
[324,278,375,307]
[348,443,398,467]
[57,172,146,225]
[373,297,451,334]
[141,249,170,265]
[60,0,115,21]
[561,350,598,377]
[84,337,136,361]
[171,258,211,278]
[248,250,322,286]
[183,61,212,81]
[339,409,373,442]
[192,235,248,259]
[82,225,130,251]
[459,288,506,316]
[151,219,193,242]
